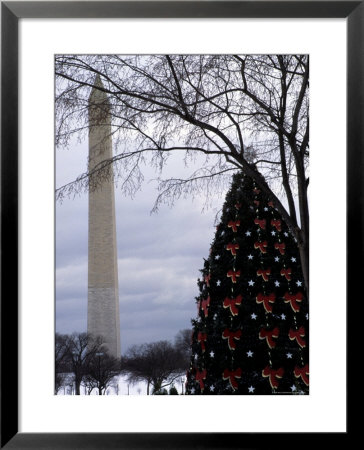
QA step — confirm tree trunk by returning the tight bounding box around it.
[295,157,310,294]
[298,240,309,296]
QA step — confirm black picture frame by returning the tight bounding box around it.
[1,1,359,448]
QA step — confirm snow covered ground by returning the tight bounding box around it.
[57,374,186,395]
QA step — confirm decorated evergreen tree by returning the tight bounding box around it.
[186,173,309,395]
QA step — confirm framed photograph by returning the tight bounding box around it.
[1,1,359,448]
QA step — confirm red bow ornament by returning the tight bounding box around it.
[197,332,207,352]
[222,328,242,350]
[223,295,242,316]
[274,242,286,255]
[228,220,240,232]
[226,242,240,255]
[271,219,282,231]
[262,366,284,389]
[223,368,242,390]
[259,327,280,348]
[254,218,266,229]
[254,241,268,254]
[256,292,276,313]
[200,296,210,317]
[235,202,242,210]
[227,270,240,283]
[254,200,260,207]
[268,201,275,207]
[257,268,271,281]
[196,369,207,391]
[204,273,211,287]
[253,188,261,194]
[283,292,303,312]
[294,363,309,386]
[288,326,306,348]
[280,268,292,281]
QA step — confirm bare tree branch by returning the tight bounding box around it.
[55,54,309,291]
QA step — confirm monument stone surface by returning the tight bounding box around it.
[87,75,121,358]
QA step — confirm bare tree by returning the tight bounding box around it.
[65,332,105,395]
[120,340,187,395]
[55,55,309,292]
[83,352,120,395]
[55,333,71,394]
[174,328,192,358]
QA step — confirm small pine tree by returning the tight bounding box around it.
[153,388,168,395]
[169,385,179,395]
[186,173,308,395]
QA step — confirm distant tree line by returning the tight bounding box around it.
[55,329,191,395]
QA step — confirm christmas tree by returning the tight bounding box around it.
[186,172,309,394]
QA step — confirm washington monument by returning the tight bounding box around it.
[87,75,121,358]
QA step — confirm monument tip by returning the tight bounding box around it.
[89,73,108,104]
[94,73,102,87]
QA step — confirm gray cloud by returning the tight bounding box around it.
[56,140,226,354]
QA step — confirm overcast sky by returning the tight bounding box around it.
[56,138,227,354]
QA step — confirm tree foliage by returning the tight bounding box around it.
[55,55,309,291]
